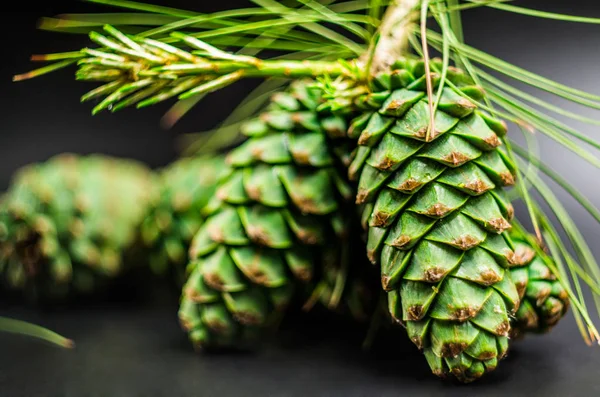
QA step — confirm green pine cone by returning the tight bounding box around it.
[343,58,521,382]
[178,80,357,350]
[508,227,569,338]
[0,153,156,301]
[140,155,229,284]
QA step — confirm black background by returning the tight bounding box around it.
[2,1,600,396]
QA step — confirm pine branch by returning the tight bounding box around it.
[364,0,420,72]
[15,26,356,114]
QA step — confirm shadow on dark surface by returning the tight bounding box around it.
[0,266,168,310]
[0,275,596,397]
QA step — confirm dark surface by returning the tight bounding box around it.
[1,282,599,397]
[2,1,600,396]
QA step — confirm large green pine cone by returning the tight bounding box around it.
[178,80,356,350]
[0,153,156,301]
[346,58,521,382]
[508,227,569,338]
[140,155,229,284]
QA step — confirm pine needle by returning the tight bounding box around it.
[13,60,78,81]
[429,3,451,138]
[0,317,74,349]
[250,0,365,55]
[476,1,600,24]
[420,0,436,142]
[85,0,197,18]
